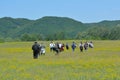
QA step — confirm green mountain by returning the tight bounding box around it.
[16,17,88,36]
[85,20,120,28]
[0,17,33,37]
[0,16,120,40]
[0,16,88,38]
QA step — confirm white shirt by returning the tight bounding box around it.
[49,43,55,48]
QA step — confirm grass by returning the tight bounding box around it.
[0,40,120,80]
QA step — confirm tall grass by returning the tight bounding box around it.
[0,40,120,80]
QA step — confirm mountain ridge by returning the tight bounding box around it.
[0,16,120,40]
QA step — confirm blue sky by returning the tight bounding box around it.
[0,0,120,23]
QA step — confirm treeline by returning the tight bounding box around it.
[20,31,68,41]
[76,26,120,40]
[1,26,120,42]
[20,26,120,41]
[0,16,87,40]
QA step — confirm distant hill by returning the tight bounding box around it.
[85,20,120,28]
[0,17,33,37]
[0,16,88,38]
[0,16,120,40]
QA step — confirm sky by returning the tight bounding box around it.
[0,0,120,23]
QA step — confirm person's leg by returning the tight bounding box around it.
[81,48,83,52]
[34,51,39,59]
[72,48,74,52]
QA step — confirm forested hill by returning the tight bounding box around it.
[13,16,87,37]
[0,16,120,41]
[0,16,88,39]
[0,17,33,37]
[85,20,120,28]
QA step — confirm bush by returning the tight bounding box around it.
[0,38,5,43]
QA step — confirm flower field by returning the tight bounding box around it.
[0,40,120,80]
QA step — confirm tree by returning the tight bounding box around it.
[109,26,120,40]
[20,33,39,41]
[86,27,110,40]
[0,37,4,43]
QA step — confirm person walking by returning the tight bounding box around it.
[49,41,55,52]
[71,41,76,52]
[79,42,83,52]
[32,42,40,59]
[84,41,88,51]
[66,43,69,50]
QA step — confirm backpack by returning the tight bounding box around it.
[72,43,76,49]
[32,45,39,51]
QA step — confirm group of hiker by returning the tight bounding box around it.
[32,41,94,59]
[67,41,94,52]
[79,41,94,52]
[49,41,65,54]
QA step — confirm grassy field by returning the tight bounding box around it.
[0,40,120,80]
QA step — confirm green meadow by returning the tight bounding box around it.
[0,40,120,80]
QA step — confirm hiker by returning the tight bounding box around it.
[88,41,94,48]
[49,41,55,52]
[65,43,69,50]
[59,43,64,52]
[38,43,46,55]
[40,45,46,55]
[79,41,83,52]
[32,42,40,59]
[52,43,60,55]
[84,41,88,50]
[71,41,76,52]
